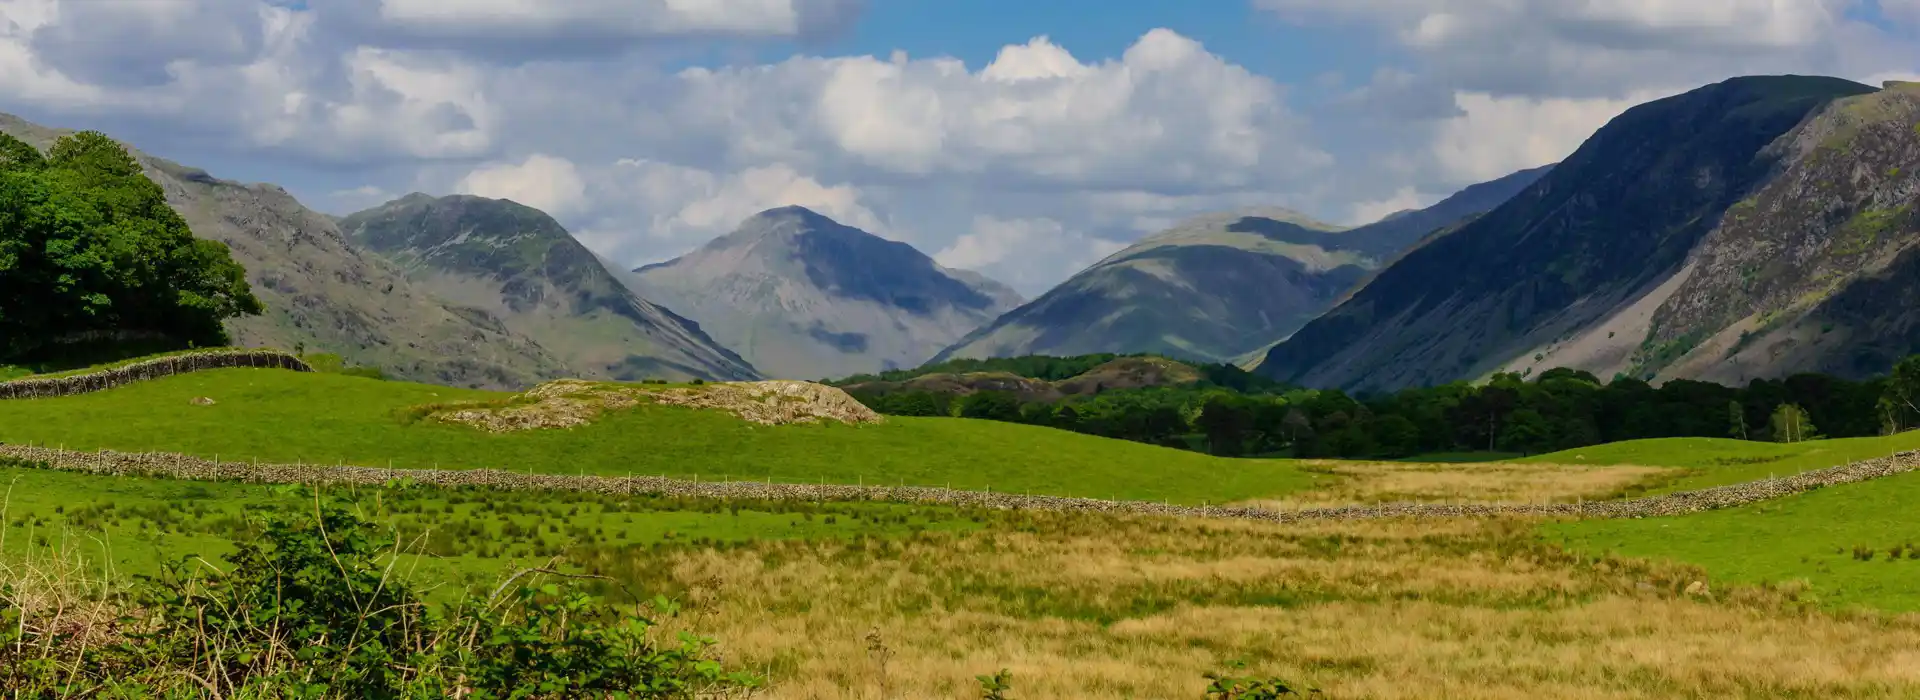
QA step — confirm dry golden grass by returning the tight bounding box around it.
[1238,461,1680,510]
[626,512,1920,699]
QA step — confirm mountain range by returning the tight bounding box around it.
[1255,75,1915,392]
[14,73,1920,396]
[932,165,1550,366]
[627,206,1022,380]
[338,194,758,382]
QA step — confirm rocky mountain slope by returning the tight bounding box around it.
[339,195,758,382]
[0,113,571,389]
[933,168,1549,365]
[1256,75,1887,392]
[626,206,1022,380]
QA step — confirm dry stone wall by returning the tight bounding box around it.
[0,443,1913,524]
[0,351,311,400]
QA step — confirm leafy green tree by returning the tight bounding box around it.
[1770,403,1819,443]
[1197,394,1252,456]
[957,390,1023,422]
[0,131,261,362]
[1371,414,1421,457]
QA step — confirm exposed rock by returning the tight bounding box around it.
[430,379,882,433]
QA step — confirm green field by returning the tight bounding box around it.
[1546,467,1920,612]
[0,463,977,599]
[0,368,1314,505]
[1519,434,1920,492]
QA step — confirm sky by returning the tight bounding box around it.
[3,1,1918,297]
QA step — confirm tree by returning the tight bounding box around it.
[1371,414,1421,457]
[957,391,1022,422]
[1770,403,1819,443]
[1197,395,1252,456]
[0,131,261,362]
[1883,354,1920,432]
[1727,399,1748,440]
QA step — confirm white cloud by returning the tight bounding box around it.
[571,159,887,264]
[666,28,1326,190]
[457,153,588,215]
[1348,187,1436,226]
[372,0,847,39]
[1432,89,1669,182]
[936,216,1126,290]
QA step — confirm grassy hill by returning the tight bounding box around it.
[0,367,1312,505]
[1548,465,1920,612]
[1519,433,1920,492]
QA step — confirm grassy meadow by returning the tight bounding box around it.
[9,363,1920,695]
[0,367,1313,505]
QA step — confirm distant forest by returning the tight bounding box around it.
[846,354,1920,459]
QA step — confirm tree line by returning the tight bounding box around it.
[0,131,260,367]
[852,359,1920,459]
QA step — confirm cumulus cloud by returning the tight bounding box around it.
[1432,89,1670,182]
[656,28,1327,192]
[457,153,589,216]
[935,216,1127,290]
[370,0,861,42]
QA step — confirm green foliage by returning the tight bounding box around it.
[857,351,1904,462]
[1204,661,1319,698]
[0,131,262,363]
[1769,403,1820,443]
[0,489,757,696]
[976,669,1013,699]
[956,391,1023,422]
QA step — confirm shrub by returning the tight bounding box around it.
[0,487,758,697]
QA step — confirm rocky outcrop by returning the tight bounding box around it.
[0,351,310,400]
[0,443,1909,523]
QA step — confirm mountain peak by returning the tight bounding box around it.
[628,207,1022,379]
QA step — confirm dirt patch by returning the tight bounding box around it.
[1241,460,1679,509]
[429,379,884,433]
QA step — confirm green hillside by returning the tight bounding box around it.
[1519,433,1920,492]
[1548,467,1920,612]
[0,368,1312,505]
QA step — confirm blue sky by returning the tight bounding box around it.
[2,0,1917,295]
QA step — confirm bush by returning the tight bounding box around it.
[0,487,758,697]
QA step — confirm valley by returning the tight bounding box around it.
[6,30,1920,697]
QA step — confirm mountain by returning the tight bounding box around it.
[0,113,574,389]
[338,195,759,382]
[1256,75,1887,393]
[932,169,1550,365]
[625,206,1022,380]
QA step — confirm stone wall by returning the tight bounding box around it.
[0,350,311,400]
[0,442,1912,523]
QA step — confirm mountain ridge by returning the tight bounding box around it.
[1256,74,1884,392]
[627,206,1021,380]
[339,194,760,382]
[934,167,1551,366]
